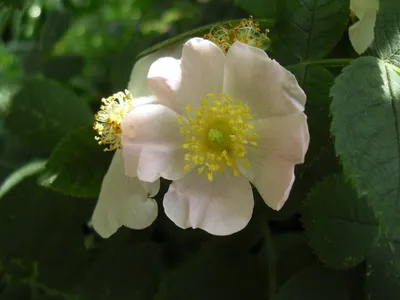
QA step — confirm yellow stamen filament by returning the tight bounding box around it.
[179,93,258,181]
[93,90,134,151]
[204,16,270,53]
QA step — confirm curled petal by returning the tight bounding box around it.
[349,9,377,55]
[128,41,185,98]
[350,0,379,17]
[91,150,159,238]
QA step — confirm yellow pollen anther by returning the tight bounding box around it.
[204,16,270,53]
[93,90,134,151]
[178,93,258,181]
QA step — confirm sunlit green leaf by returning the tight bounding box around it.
[331,56,400,235]
[373,0,400,68]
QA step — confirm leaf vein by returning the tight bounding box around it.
[385,64,400,208]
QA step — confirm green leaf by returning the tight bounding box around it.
[0,46,21,117]
[302,174,379,269]
[136,18,274,60]
[0,6,11,35]
[42,56,84,81]
[0,179,65,260]
[274,0,349,62]
[0,0,27,10]
[330,56,400,235]
[4,78,92,151]
[21,48,43,77]
[273,264,350,300]
[36,224,88,293]
[365,236,400,300]
[373,0,400,68]
[288,64,337,177]
[273,232,316,286]
[288,65,333,156]
[0,177,94,294]
[83,242,161,300]
[0,159,46,200]
[40,11,73,50]
[110,33,154,92]
[0,284,31,300]
[159,243,269,300]
[235,0,277,18]
[44,125,113,198]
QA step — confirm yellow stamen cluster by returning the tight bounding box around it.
[93,90,134,151]
[204,16,270,53]
[178,93,258,181]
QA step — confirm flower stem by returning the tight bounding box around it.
[287,58,354,68]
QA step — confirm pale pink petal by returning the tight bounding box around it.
[224,41,305,120]
[137,148,189,182]
[148,37,225,115]
[239,113,309,211]
[121,104,183,150]
[128,41,184,98]
[163,171,254,236]
[121,143,142,178]
[251,113,309,162]
[91,150,159,238]
[242,153,296,211]
[147,57,183,114]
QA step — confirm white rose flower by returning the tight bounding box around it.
[121,38,309,236]
[349,0,379,55]
[91,42,184,238]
